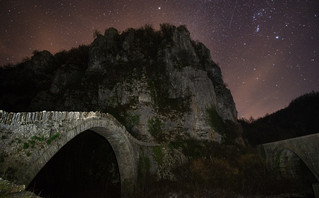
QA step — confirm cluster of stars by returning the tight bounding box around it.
[0,0,318,118]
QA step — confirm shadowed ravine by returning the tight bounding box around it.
[26,130,121,198]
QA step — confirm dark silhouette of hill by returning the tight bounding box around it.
[0,46,90,111]
[240,91,319,145]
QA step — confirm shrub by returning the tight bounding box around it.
[3,167,16,182]
[160,23,176,39]
[54,45,89,69]
[124,113,140,132]
[27,135,45,148]
[106,103,140,137]
[147,117,163,140]
[168,140,305,195]
[93,29,102,38]
[177,25,190,35]
[152,146,164,166]
[22,142,29,149]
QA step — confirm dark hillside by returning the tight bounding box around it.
[241,91,319,145]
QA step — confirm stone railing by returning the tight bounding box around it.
[0,110,158,147]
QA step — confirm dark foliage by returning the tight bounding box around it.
[0,24,216,114]
[160,23,176,43]
[0,60,49,111]
[241,91,319,145]
[206,105,225,134]
[136,140,309,197]
[54,45,89,69]
[0,45,89,112]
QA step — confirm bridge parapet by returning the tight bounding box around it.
[0,110,157,147]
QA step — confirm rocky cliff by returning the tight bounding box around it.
[0,24,238,142]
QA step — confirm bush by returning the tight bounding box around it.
[123,113,140,132]
[54,45,89,69]
[152,146,164,166]
[23,142,29,149]
[147,117,163,140]
[167,140,303,195]
[160,23,176,39]
[105,103,140,138]
[93,29,102,38]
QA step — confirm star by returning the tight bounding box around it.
[0,0,318,119]
[256,24,260,32]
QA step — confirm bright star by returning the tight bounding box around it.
[256,24,260,32]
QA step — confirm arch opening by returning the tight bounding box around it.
[277,148,317,196]
[27,130,121,198]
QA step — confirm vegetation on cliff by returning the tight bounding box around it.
[0,23,238,142]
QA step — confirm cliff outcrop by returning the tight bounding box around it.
[0,24,239,142]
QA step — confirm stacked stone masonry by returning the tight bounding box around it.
[0,110,160,197]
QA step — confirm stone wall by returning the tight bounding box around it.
[0,110,156,146]
[260,133,319,197]
[0,110,161,197]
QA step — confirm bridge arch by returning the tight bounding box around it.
[261,134,319,197]
[21,117,137,197]
[272,146,319,182]
[273,147,315,180]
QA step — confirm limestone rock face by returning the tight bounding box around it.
[0,25,239,142]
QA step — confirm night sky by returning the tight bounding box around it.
[0,0,318,119]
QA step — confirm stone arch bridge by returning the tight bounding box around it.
[260,133,319,197]
[0,110,158,197]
